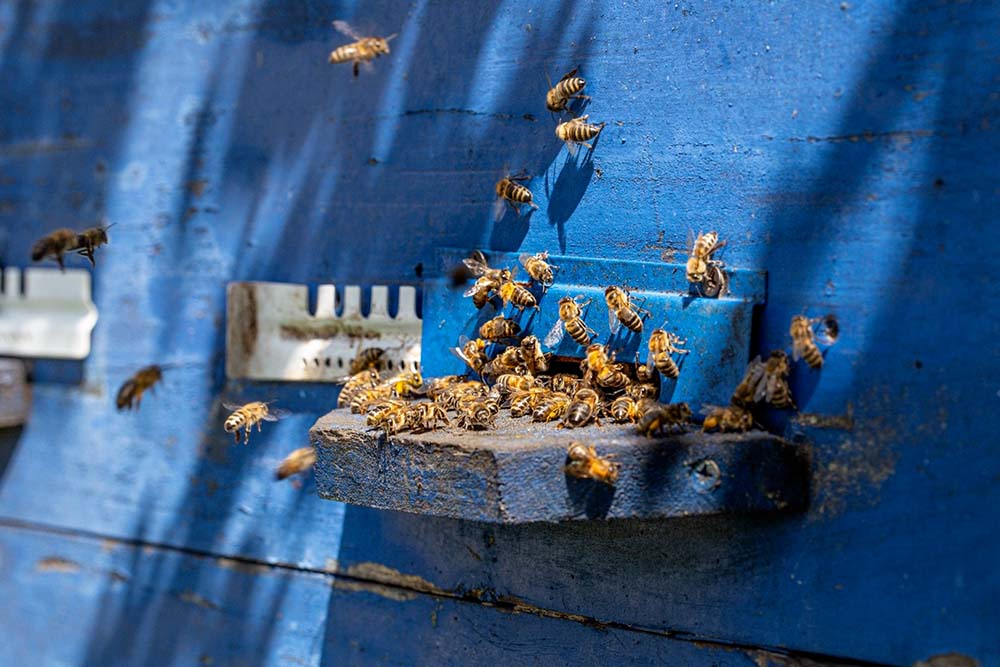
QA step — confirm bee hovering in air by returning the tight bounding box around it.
[31,228,79,271]
[223,401,290,444]
[115,365,163,411]
[555,115,605,154]
[519,251,558,287]
[564,442,619,486]
[646,327,689,380]
[790,315,825,369]
[328,20,397,77]
[76,223,113,267]
[275,447,317,481]
[605,285,648,335]
[546,67,589,114]
[451,336,490,375]
[544,296,596,349]
[494,171,539,219]
[686,231,728,297]
[731,356,766,409]
[754,349,795,409]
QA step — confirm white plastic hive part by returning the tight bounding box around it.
[0,268,98,359]
[225,281,422,382]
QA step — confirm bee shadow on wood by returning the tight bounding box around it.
[488,205,535,253]
[564,473,616,519]
[545,148,596,254]
[638,434,686,509]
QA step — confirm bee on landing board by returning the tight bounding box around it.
[406,402,451,433]
[636,400,692,437]
[337,368,381,409]
[479,315,521,341]
[223,401,290,444]
[519,251,558,287]
[564,442,619,486]
[560,387,602,429]
[605,286,648,335]
[546,68,589,114]
[494,172,539,219]
[608,395,641,424]
[544,296,596,349]
[555,115,605,154]
[701,404,754,433]
[275,447,317,481]
[115,365,163,411]
[31,228,79,270]
[76,224,113,267]
[790,315,825,369]
[686,231,728,297]
[328,21,397,77]
[519,335,550,375]
[646,328,689,380]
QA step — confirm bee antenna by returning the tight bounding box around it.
[386,32,398,42]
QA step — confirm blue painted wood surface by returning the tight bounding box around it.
[0,0,997,665]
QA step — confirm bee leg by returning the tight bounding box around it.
[353,61,360,78]
[56,254,66,272]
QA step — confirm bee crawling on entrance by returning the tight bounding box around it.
[223,401,290,444]
[519,335,550,375]
[636,399,692,437]
[580,344,630,391]
[544,296,596,349]
[564,442,619,486]
[115,364,163,411]
[498,270,539,311]
[790,315,826,369]
[701,404,754,433]
[608,395,641,424]
[605,285,649,335]
[406,402,451,433]
[275,447,317,481]
[519,251,558,287]
[555,115,605,154]
[494,171,539,219]
[686,231,728,297]
[328,20,397,77]
[479,315,521,342]
[646,327,689,380]
[546,67,589,114]
[560,387,602,429]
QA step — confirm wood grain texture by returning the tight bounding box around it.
[312,409,809,523]
[0,0,997,664]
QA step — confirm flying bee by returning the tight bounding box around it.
[608,395,641,423]
[385,371,424,398]
[338,368,381,409]
[498,274,538,311]
[564,442,619,486]
[755,350,795,409]
[31,228,79,270]
[495,373,536,396]
[461,253,512,308]
[348,347,386,375]
[686,231,727,291]
[75,224,113,267]
[407,402,451,433]
[519,335,550,375]
[115,364,163,411]
[546,67,589,113]
[544,296,596,349]
[555,115,605,153]
[532,391,571,422]
[561,387,602,429]
[646,328,689,380]
[605,286,648,335]
[479,315,521,341]
[328,21,396,77]
[519,251,558,287]
[731,356,766,409]
[636,400,692,437]
[494,172,539,218]
[223,401,290,444]
[790,315,824,368]
[451,336,489,375]
[702,404,754,433]
[275,447,317,481]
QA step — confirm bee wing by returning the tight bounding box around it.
[222,401,243,411]
[462,258,490,275]
[543,320,565,349]
[564,140,579,157]
[491,196,508,222]
[462,282,482,298]
[559,67,579,82]
[332,20,363,40]
[265,408,292,421]
[518,252,533,269]
[607,306,621,335]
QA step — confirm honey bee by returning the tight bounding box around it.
[464,275,501,309]
[544,296,595,348]
[349,347,386,375]
[365,398,408,424]
[702,404,754,433]
[564,442,619,486]
[519,251,558,286]
[646,328,689,380]
[731,356,766,409]
[495,172,539,217]
[608,395,641,423]
[532,391,572,422]
[367,400,410,435]
[479,315,521,341]
[385,371,424,398]
[790,315,824,368]
[451,336,490,375]
[510,387,552,417]
[275,447,317,481]
[555,115,605,153]
[561,387,602,428]
[636,400,692,437]
[548,373,581,396]
[115,365,163,411]
[435,380,488,410]
[75,224,113,266]
[407,402,451,433]
[337,368,381,409]
[351,385,393,414]
[223,401,290,444]
[519,335,550,375]
[755,350,795,409]
[686,231,727,291]
[425,375,465,402]
[328,21,397,77]
[456,395,499,430]
[498,275,538,311]
[495,373,536,395]
[31,228,79,270]
[580,344,629,391]
[546,68,589,113]
[605,286,647,335]
[625,381,659,402]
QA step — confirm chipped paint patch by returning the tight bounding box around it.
[332,577,418,602]
[35,556,80,573]
[216,557,271,576]
[344,562,447,596]
[179,590,219,610]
